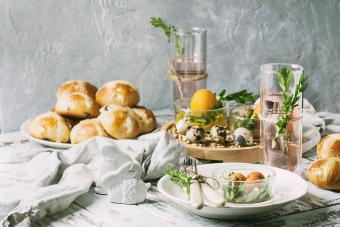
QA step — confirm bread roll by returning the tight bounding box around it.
[55,92,100,119]
[56,80,97,99]
[317,133,340,159]
[307,157,340,190]
[132,106,157,134]
[27,112,71,143]
[95,80,140,107]
[98,105,141,139]
[70,118,110,144]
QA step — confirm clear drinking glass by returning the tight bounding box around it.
[260,63,303,114]
[260,63,304,174]
[169,27,207,102]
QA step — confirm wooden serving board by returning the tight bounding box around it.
[161,121,261,163]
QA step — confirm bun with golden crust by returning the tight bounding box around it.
[308,157,340,190]
[95,80,140,107]
[70,118,110,144]
[132,106,157,134]
[317,133,340,159]
[55,92,100,119]
[56,80,97,99]
[28,112,71,143]
[98,104,141,139]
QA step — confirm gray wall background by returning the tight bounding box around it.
[0,0,339,132]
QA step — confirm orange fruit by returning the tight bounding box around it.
[190,89,217,111]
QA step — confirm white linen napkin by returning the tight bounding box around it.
[302,99,340,152]
[0,131,185,226]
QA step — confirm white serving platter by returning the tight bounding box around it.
[20,120,74,149]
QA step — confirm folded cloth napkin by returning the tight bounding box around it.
[302,99,340,152]
[0,131,185,226]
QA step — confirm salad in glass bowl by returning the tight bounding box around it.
[213,166,275,204]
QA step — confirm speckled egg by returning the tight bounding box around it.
[210,125,227,143]
[175,119,189,134]
[233,127,253,147]
[186,126,205,142]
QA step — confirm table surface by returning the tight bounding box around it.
[1,110,339,227]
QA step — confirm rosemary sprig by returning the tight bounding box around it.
[150,17,175,43]
[215,89,257,108]
[276,68,308,136]
[165,167,191,194]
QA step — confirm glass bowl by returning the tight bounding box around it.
[229,104,260,139]
[174,98,229,130]
[212,165,275,204]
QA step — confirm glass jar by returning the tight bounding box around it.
[169,27,207,102]
[174,98,229,131]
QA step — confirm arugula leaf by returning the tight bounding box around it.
[165,167,191,194]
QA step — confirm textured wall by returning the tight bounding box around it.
[0,0,339,132]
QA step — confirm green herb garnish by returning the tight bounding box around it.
[165,167,191,194]
[150,17,175,43]
[276,68,308,136]
[215,89,257,107]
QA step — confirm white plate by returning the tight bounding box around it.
[20,120,74,149]
[158,163,308,220]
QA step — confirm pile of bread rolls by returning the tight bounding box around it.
[27,80,156,144]
[307,133,340,190]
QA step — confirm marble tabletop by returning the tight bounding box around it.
[0,110,339,227]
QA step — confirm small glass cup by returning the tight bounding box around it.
[260,63,304,115]
[169,27,207,102]
[213,165,275,204]
[229,104,260,140]
[260,109,303,174]
[174,98,229,131]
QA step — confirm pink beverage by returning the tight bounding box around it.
[262,93,282,113]
[173,58,206,75]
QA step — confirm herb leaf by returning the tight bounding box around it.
[216,89,257,106]
[150,17,176,43]
[276,68,308,136]
[165,167,191,194]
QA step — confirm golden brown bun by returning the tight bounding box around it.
[95,80,140,107]
[70,118,110,144]
[28,112,71,143]
[317,133,340,159]
[55,92,100,119]
[56,80,97,99]
[308,157,340,190]
[98,105,141,139]
[132,106,157,134]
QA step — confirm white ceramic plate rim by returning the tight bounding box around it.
[158,163,308,209]
[20,120,74,149]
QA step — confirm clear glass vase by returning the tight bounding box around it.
[260,63,304,174]
[169,27,207,102]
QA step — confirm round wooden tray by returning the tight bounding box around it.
[161,121,261,163]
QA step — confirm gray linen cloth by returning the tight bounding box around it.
[0,131,185,226]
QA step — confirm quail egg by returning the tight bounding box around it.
[186,126,205,142]
[233,127,253,147]
[175,119,189,134]
[210,125,227,143]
